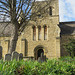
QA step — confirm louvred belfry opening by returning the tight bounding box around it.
[50,7,52,15]
[38,26,41,40]
[44,26,47,40]
[33,26,36,41]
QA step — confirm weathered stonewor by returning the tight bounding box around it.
[11,51,19,61]
[19,53,23,60]
[0,46,2,59]
[4,54,11,61]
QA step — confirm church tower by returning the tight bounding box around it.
[26,0,60,59]
[13,0,61,59]
[32,0,59,22]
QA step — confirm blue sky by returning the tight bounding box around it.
[0,0,75,22]
[36,0,75,22]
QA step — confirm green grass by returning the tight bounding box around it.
[0,57,75,75]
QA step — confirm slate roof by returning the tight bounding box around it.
[59,21,75,35]
[0,22,13,37]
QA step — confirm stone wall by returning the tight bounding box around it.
[0,37,10,58]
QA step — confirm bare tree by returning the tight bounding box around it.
[0,0,53,54]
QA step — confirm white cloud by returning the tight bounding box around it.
[66,0,75,15]
[59,0,75,22]
[59,0,66,22]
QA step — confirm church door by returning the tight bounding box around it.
[34,49,44,60]
[37,49,44,59]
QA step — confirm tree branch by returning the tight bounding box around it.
[0,6,9,12]
[0,10,9,14]
[0,1,9,8]
[0,14,10,17]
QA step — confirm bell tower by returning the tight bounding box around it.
[32,0,59,23]
[31,0,60,59]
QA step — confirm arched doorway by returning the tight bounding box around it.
[34,45,45,60]
[35,48,44,60]
[34,45,48,60]
[37,49,44,59]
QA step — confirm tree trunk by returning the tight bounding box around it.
[8,23,18,54]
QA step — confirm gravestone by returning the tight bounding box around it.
[38,53,46,63]
[19,53,23,60]
[4,54,11,61]
[38,57,41,62]
[41,53,44,62]
[41,53,44,59]
[11,51,19,61]
[0,46,2,59]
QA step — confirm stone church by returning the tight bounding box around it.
[0,0,75,59]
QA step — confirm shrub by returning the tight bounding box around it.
[64,39,75,57]
[0,57,75,75]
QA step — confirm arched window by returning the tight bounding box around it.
[49,7,52,15]
[38,26,41,40]
[33,26,36,41]
[44,25,47,40]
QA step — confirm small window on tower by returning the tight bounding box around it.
[49,7,52,15]
[37,14,41,17]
